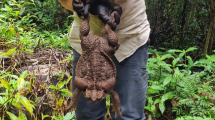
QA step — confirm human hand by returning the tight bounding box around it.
[97,3,122,31]
[84,1,122,30]
[72,0,86,19]
[72,0,97,19]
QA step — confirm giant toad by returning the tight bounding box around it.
[65,6,122,118]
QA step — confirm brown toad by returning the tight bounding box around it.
[65,12,121,118]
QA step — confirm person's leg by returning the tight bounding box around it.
[72,50,106,120]
[110,42,149,120]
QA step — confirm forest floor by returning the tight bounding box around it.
[1,48,175,120]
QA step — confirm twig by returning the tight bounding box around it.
[3,58,4,71]
[37,94,47,114]
[46,50,53,83]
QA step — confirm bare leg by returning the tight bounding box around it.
[109,90,122,119]
[65,88,82,112]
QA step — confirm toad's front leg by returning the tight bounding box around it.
[104,12,120,51]
[79,15,90,40]
[109,90,122,118]
[65,88,82,112]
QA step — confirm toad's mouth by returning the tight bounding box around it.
[83,89,107,103]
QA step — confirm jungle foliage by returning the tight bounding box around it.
[146,0,215,55]
[0,0,215,120]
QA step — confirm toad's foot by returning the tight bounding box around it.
[65,88,82,113]
[110,90,122,118]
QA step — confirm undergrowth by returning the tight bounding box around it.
[0,0,73,51]
[146,47,215,119]
[1,0,215,120]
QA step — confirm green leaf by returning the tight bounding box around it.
[57,114,64,119]
[160,54,173,61]
[160,62,172,72]
[179,52,185,59]
[175,117,185,120]
[161,92,174,103]
[0,15,6,18]
[163,76,172,87]
[60,89,73,97]
[5,5,12,11]
[64,111,75,120]
[58,98,64,106]
[17,112,27,120]
[186,56,193,70]
[44,31,50,35]
[144,106,151,111]
[58,81,67,89]
[17,78,25,91]
[11,0,17,3]
[48,85,58,89]
[172,58,180,67]
[174,67,181,78]
[205,55,215,62]
[67,15,74,19]
[205,54,211,60]
[66,76,72,83]
[186,47,197,52]
[167,49,183,53]
[156,54,161,59]
[186,56,193,65]
[0,19,6,23]
[42,113,50,120]
[12,100,21,109]
[20,70,28,78]
[154,99,161,104]
[52,116,60,120]
[20,96,34,116]
[0,79,10,90]
[6,111,18,120]
[150,104,156,112]
[58,82,65,89]
[11,75,19,79]
[8,26,16,38]
[151,85,164,91]
[0,96,5,104]
[5,48,16,56]
[194,117,204,120]
[38,13,44,19]
[159,102,165,114]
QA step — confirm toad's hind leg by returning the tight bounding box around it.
[65,88,82,112]
[74,77,88,91]
[109,90,122,118]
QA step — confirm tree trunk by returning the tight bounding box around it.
[204,0,215,55]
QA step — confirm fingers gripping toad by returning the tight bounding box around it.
[65,0,122,118]
[73,0,122,31]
